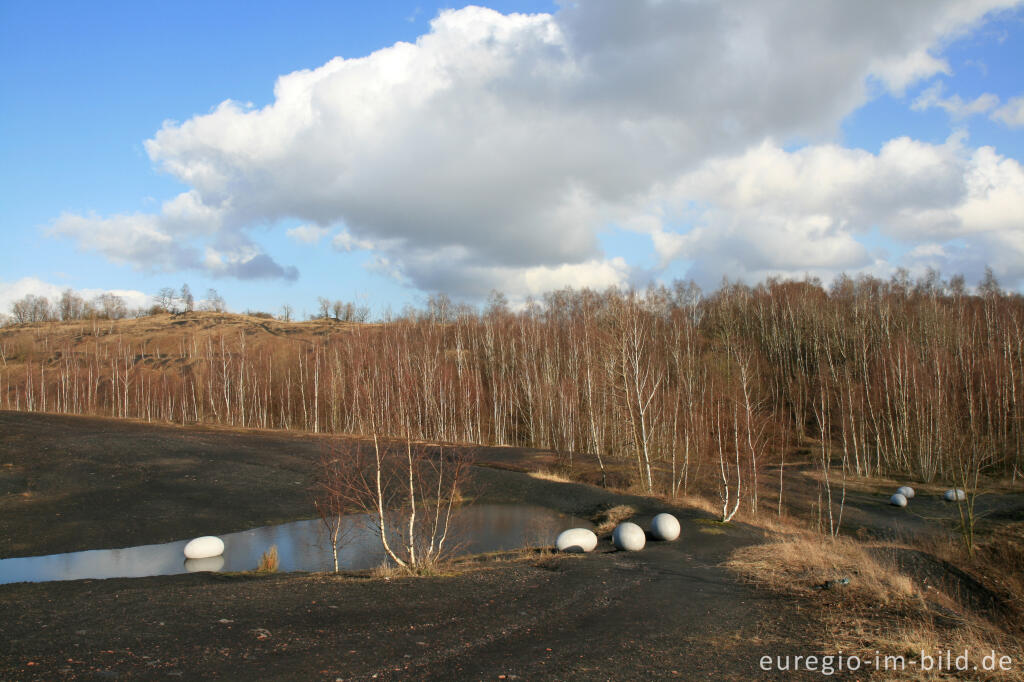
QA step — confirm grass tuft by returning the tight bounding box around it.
[369,558,458,580]
[591,504,637,535]
[256,545,279,573]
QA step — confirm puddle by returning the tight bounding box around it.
[0,505,590,584]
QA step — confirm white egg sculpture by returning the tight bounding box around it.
[556,528,598,553]
[649,513,681,541]
[612,522,646,551]
[184,556,225,573]
[944,488,966,502]
[184,536,225,560]
[889,493,908,507]
[896,486,915,499]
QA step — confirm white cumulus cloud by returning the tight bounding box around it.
[991,95,1024,128]
[46,0,1023,297]
[912,82,999,119]
[650,135,1024,287]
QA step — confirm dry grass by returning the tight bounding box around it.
[818,618,1023,681]
[256,545,279,573]
[462,545,563,568]
[727,532,917,603]
[0,311,371,374]
[369,558,458,579]
[528,469,571,483]
[591,504,637,535]
[368,562,405,580]
[727,529,1024,679]
[675,493,722,518]
[977,529,1024,607]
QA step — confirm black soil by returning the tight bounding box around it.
[0,412,841,680]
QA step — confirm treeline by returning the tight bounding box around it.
[4,285,228,325]
[153,285,227,315]
[2,271,1022,504]
[9,291,132,323]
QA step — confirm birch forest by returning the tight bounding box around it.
[2,273,1023,503]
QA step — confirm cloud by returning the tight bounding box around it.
[285,224,329,245]
[391,248,630,299]
[47,0,1021,296]
[870,48,951,95]
[912,82,999,119]
[202,246,299,281]
[991,95,1024,127]
[49,211,197,272]
[650,135,1024,288]
[49,203,297,281]
[0,277,151,317]
[331,229,378,252]
[517,258,630,295]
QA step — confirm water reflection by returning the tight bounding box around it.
[0,505,589,584]
[184,556,225,573]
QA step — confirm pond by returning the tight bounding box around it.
[0,504,591,584]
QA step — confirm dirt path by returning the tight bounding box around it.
[0,412,828,680]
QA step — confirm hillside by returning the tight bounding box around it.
[0,311,372,429]
[0,310,366,365]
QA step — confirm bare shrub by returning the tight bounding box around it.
[318,436,472,569]
[313,448,358,573]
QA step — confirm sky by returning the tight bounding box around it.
[2,0,1024,318]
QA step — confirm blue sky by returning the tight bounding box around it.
[3,1,1024,318]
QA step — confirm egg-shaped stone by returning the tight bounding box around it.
[649,513,681,541]
[184,556,225,573]
[612,522,646,551]
[896,486,915,499]
[555,528,598,553]
[184,536,225,559]
[944,488,966,502]
[889,493,908,507]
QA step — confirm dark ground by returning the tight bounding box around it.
[4,411,1014,680]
